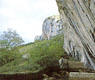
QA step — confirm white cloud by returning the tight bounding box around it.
[0,0,59,43]
[0,8,15,18]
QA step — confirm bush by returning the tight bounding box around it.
[0,48,19,66]
[37,55,59,68]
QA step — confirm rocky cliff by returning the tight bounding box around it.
[42,15,63,40]
[34,35,42,41]
[56,0,95,70]
[34,15,63,41]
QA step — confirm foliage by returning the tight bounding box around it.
[37,55,58,68]
[0,48,20,66]
[0,29,24,49]
[0,40,8,48]
[0,34,64,73]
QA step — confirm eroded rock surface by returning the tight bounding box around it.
[42,15,63,40]
[56,0,95,70]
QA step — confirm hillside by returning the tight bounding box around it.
[0,34,64,74]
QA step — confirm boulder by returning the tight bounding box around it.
[62,59,85,72]
[69,72,95,80]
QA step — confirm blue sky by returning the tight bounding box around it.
[0,0,59,43]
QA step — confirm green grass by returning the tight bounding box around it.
[0,34,64,73]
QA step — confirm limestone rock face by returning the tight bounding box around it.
[42,15,63,40]
[56,0,95,70]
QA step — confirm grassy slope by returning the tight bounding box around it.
[0,34,64,74]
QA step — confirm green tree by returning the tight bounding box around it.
[0,29,24,49]
[0,40,8,48]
